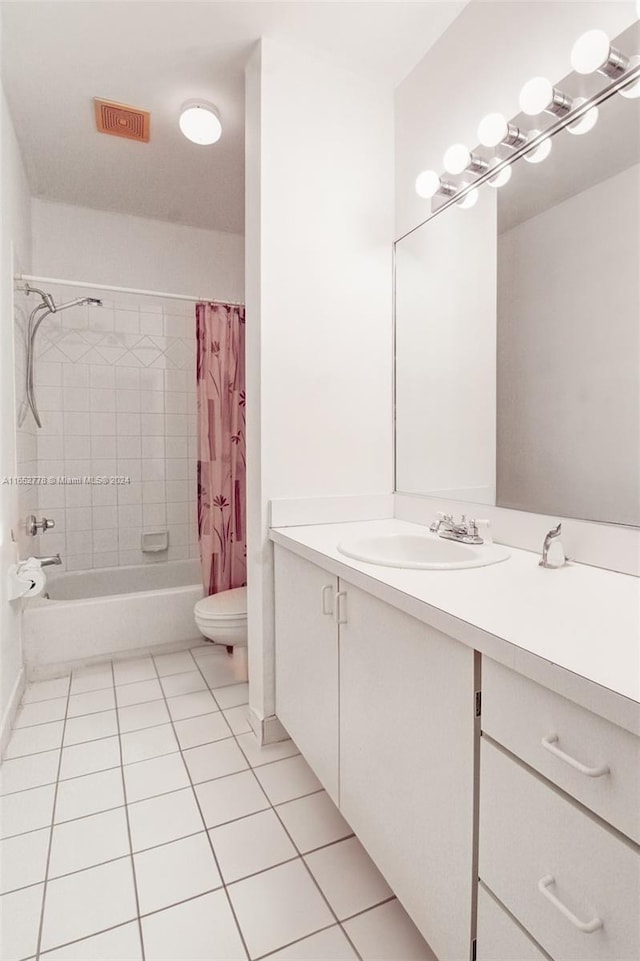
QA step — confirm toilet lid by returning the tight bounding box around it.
[195,586,247,619]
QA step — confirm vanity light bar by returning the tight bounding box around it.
[414,25,640,213]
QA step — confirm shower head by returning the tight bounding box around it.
[54,295,103,312]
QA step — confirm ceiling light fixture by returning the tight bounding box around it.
[179,101,222,145]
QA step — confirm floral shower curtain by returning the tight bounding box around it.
[196,302,247,596]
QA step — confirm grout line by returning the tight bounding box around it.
[186,652,365,961]
[36,918,139,959]
[148,649,252,961]
[253,921,348,960]
[34,673,72,960]
[339,894,397,925]
[109,661,146,961]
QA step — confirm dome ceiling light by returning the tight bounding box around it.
[179,101,222,145]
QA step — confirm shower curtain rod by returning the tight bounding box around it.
[15,274,244,307]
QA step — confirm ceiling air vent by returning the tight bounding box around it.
[93,98,150,142]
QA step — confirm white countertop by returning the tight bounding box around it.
[270,518,640,715]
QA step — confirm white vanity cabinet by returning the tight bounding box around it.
[478,658,640,961]
[273,545,340,801]
[273,544,477,961]
[339,582,476,961]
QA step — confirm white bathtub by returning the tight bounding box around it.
[23,559,204,673]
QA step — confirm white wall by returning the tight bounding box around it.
[395,1,637,240]
[245,39,394,731]
[31,199,244,302]
[0,78,32,741]
[497,164,639,525]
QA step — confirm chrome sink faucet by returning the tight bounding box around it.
[33,554,62,567]
[430,513,484,545]
[539,523,566,568]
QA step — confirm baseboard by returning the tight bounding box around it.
[248,706,289,746]
[0,666,26,759]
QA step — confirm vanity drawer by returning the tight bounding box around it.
[477,884,549,961]
[479,739,640,961]
[482,658,640,842]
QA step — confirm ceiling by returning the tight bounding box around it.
[1,1,467,234]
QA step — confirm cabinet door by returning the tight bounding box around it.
[339,582,476,961]
[274,545,339,801]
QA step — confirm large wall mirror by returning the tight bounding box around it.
[395,24,640,527]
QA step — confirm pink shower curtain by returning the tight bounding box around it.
[196,302,247,596]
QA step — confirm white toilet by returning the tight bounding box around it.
[194,586,247,651]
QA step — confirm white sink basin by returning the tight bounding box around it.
[337,533,510,570]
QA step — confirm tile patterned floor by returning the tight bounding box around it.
[0,644,435,961]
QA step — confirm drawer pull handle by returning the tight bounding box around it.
[334,591,347,625]
[541,735,609,778]
[321,585,334,616]
[537,875,603,934]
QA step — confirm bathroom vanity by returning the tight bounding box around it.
[269,518,640,961]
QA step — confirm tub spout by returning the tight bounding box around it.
[33,554,62,567]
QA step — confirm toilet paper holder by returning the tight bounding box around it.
[8,557,48,602]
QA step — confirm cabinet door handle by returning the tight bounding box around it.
[334,591,347,625]
[537,875,603,934]
[541,735,609,778]
[321,584,334,616]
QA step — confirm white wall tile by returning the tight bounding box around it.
[90,412,116,436]
[66,553,93,571]
[63,387,90,411]
[117,413,141,436]
[142,481,166,503]
[92,506,118,529]
[92,435,116,459]
[119,528,143,551]
[140,391,164,413]
[165,436,188,459]
[166,481,190,503]
[140,412,164,436]
[90,365,115,388]
[90,389,116,413]
[117,436,142,459]
[38,386,63,411]
[166,459,189,481]
[140,369,164,391]
[142,436,165,459]
[37,362,62,387]
[63,364,90,388]
[143,503,166,527]
[93,529,118,552]
[64,435,91,460]
[117,390,141,413]
[65,507,92,531]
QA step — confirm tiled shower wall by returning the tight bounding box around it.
[19,283,198,571]
[14,287,41,560]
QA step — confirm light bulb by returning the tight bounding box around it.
[415,170,441,199]
[457,188,478,209]
[443,143,471,175]
[620,56,640,99]
[523,132,552,164]
[478,112,508,147]
[571,29,629,77]
[571,29,611,74]
[488,164,512,188]
[566,100,599,135]
[519,77,554,115]
[519,76,573,117]
[179,102,222,145]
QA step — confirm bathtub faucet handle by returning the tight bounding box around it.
[27,515,56,536]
